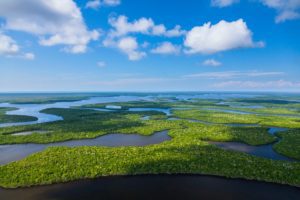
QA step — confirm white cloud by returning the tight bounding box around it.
[260,0,300,23]
[103,0,121,6]
[213,79,300,89]
[104,15,186,60]
[86,0,121,9]
[185,71,285,79]
[97,61,106,67]
[212,0,300,23]
[0,0,100,54]
[151,42,181,55]
[108,15,154,37]
[165,25,186,37]
[184,19,264,54]
[86,0,101,9]
[23,52,35,60]
[152,25,186,37]
[202,59,222,66]
[0,32,19,55]
[211,0,239,7]
[104,15,185,60]
[0,32,34,60]
[108,15,185,38]
[117,37,146,61]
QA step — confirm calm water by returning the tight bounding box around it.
[168,118,294,161]
[1,93,299,128]
[210,128,295,161]
[0,92,267,127]
[0,96,154,127]
[0,97,176,127]
[0,131,170,165]
[0,175,299,200]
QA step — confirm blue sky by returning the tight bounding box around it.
[0,0,299,92]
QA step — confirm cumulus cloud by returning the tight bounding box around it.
[104,15,185,60]
[0,32,35,60]
[0,0,100,54]
[0,32,19,55]
[152,25,186,37]
[117,37,146,61]
[185,71,285,79]
[151,42,181,55]
[211,0,239,7]
[260,0,300,23]
[86,0,121,9]
[202,59,222,66]
[184,19,264,54]
[108,15,185,38]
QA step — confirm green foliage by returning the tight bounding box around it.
[169,122,276,146]
[82,101,171,109]
[273,129,300,160]
[0,98,300,188]
[0,108,176,144]
[173,109,300,128]
[0,130,299,188]
[0,107,37,123]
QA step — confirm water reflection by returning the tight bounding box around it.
[210,128,294,161]
[0,175,299,200]
[0,130,170,165]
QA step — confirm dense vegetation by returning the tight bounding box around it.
[0,95,300,188]
[0,107,37,123]
[0,126,299,188]
[0,108,176,144]
[173,109,300,128]
[273,129,300,160]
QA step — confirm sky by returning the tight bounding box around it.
[0,0,299,92]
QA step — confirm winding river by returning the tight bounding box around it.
[210,127,294,161]
[0,95,299,199]
[0,96,154,127]
[166,117,296,161]
[0,130,170,165]
[0,97,297,163]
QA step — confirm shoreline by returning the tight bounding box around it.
[1,172,300,189]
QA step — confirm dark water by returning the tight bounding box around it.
[165,119,294,161]
[0,175,299,200]
[210,141,294,161]
[210,128,295,161]
[0,131,170,165]
[268,127,288,135]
